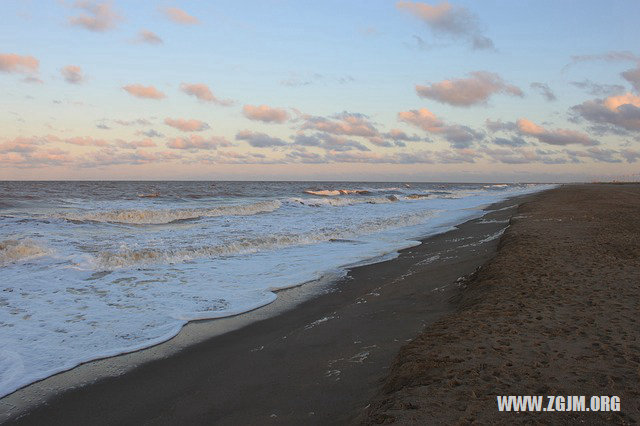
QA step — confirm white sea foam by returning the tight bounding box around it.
[0,182,556,398]
[93,210,438,269]
[60,200,282,224]
[290,195,398,207]
[0,239,48,266]
[303,189,371,196]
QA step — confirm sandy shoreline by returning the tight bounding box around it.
[362,184,640,424]
[1,192,534,424]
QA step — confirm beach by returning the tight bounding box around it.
[363,184,640,424]
[2,188,531,425]
[5,183,638,424]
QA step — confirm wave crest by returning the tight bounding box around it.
[303,189,371,196]
[291,195,399,207]
[0,239,48,266]
[61,200,282,224]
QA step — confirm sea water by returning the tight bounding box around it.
[0,181,553,397]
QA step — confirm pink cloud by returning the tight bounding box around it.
[242,104,290,123]
[0,136,47,153]
[301,112,379,138]
[572,93,640,132]
[0,53,39,74]
[164,118,210,132]
[167,135,231,150]
[64,136,109,147]
[180,83,233,106]
[398,108,484,148]
[398,108,443,131]
[61,65,84,84]
[123,84,166,100]
[69,1,121,32]
[602,93,640,111]
[137,30,163,45]
[163,7,199,25]
[517,118,598,146]
[415,71,523,107]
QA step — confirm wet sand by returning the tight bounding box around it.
[2,194,531,425]
[362,184,640,424]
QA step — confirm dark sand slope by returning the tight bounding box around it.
[362,184,640,424]
[5,196,529,425]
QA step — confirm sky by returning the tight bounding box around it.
[1,0,640,182]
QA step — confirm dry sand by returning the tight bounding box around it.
[362,184,640,424]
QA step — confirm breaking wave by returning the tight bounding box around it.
[0,239,48,266]
[290,195,399,207]
[60,200,282,224]
[93,210,437,269]
[303,189,371,196]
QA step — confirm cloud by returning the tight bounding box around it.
[530,82,556,101]
[517,118,598,146]
[565,51,640,70]
[137,129,164,138]
[416,72,522,107]
[198,150,279,165]
[482,147,567,165]
[0,53,39,74]
[293,133,370,152]
[123,84,166,100]
[164,118,210,132]
[236,130,288,147]
[163,7,199,25]
[396,1,494,50]
[571,93,640,132]
[493,136,528,147]
[114,118,152,126]
[242,104,290,123]
[61,65,84,84]
[620,149,640,163]
[300,112,379,138]
[434,148,480,163]
[22,76,43,84]
[117,138,157,149]
[180,83,233,106]
[384,129,424,142]
[0,136,48,154]
[136,30,163,45]
[565,147,621,163]
[622,65,640,93]
[285,148,326,163]
[570,80,625,96]
[280,73,323,87]
[68,1,121,32]
[0,144,74,168]
[485,118,517,132]
[64,136,109,147]
[323,149,477,164]
[398,108,484,148]
[83,149,183,167]
[167,135,230,151]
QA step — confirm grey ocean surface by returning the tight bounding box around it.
[0,181,551,398]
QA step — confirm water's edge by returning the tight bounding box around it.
[0,189,547,422]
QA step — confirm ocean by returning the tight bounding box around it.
[0,181,552,397]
